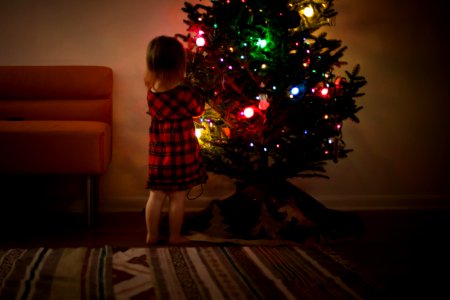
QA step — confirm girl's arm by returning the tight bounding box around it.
[188,88,205,117]
[191,98,205,117]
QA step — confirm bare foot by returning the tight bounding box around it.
[146,234,159,245]
[168,235,191,244]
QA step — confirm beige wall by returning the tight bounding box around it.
[1,0,448,211]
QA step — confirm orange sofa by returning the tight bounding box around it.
[0,66,113,226]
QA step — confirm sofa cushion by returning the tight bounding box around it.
[0,120,111,174]
[0,66,112,100]
[0,99,112,124]
[0,66,113,124]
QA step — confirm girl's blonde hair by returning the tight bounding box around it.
[146,36,186,89]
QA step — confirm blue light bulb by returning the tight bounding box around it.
[290,86,300,96]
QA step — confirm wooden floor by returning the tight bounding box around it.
[328,209,450,299]
[1,209,449,299]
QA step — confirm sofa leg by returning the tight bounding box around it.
[86,175,98,227]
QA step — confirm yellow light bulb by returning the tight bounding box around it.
[302,6,314,18]
[195,128,203,138]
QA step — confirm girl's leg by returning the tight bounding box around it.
[168,190,190,244]
[145,190,166,244]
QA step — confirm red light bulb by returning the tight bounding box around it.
[243,107,254,118]
[196,37,206,47]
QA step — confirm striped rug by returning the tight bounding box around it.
[113,246,382,300]
[1,246,383,299]
[0,247,112,300]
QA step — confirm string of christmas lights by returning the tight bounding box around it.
[178,0,366,181]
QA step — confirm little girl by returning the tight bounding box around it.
[144,35,208,244]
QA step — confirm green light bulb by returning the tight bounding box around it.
[256,39,267,48]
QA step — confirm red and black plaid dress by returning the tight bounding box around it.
[146,85,208,191]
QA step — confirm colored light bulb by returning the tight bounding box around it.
[195,128,202,138]
[256,39,267,48]
[243,107,254,118]
[196,37,206,47]
[302,6,314,18]
[291,87,300,96]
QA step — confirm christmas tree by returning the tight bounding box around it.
[177,0,366,242]
[179,0,366,184]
